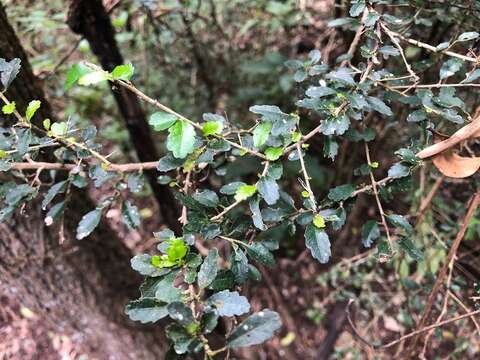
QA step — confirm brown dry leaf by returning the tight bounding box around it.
[416,117,480,159]
[432,151,480,178]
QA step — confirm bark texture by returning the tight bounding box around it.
[67,0,181,233]
[0,3,164,358]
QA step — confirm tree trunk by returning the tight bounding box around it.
[0,3,164,358]
[66,0,181,234]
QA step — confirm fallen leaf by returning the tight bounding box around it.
[432,151,480,178]
[416,117,480,159]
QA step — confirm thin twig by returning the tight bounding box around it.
[410,191,480,350]
[346,299,480,350]
[364,143,393,252]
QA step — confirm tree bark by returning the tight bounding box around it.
[0,3,164,358]
[66,0,181,234]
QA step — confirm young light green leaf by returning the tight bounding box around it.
[198,249,219,288]
[76,208,102,240]
[78,70,111,86]
[167,120,196,159]
[226,309,282,348]
[25,100,41,121]
[304,225,331,263]
[234,184,257,201]
[313,214,326,228]
[2,101,15,114]
[206,290,250,317]
[111,63,134,81]
[149,112,177,131]
[202,121,223,136]
[64,63,90,90]
[50,122,68,137]
[253,121,272,148]
[264,147,283,161]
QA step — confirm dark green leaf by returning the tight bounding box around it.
[206,290,250,317]
[246,242,275,268]
[226,309,282,348]
[76,208,102,240]
[122,201,141,229]
[362,220,380,248]
[304,225,331,263]
[198,249,219,288]
[125,299,168,324]
[328,184,355,202]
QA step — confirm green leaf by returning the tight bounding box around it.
[249,105,288,122]
[25,100,41,122]
[0,58,21,90]
[198,249,219,288]
[367,96,393,116]
[327,18,353,27]
[2,101,15,115]
[265,147,283,161]
[313,214,326,228]
[257,176,279,205]
[350,2,365,17]
[127,172,144,193]
[166,239,188,262]
[157,153,184,172]
[398,237,424,261]
[234,184,257,201]
[64,63,90,90]
[249,197,266,231]
[206,290,250,317]
[192,190,219,207]
[125,299,168,324]
[363,10,380,27]
[78,70,111,86]
[168,302,194,325]
[111,63,134,81]
[326,68,356,86]
[76,208,102,240]
[386,214,413,233]
[407,109,427,122]
[50,122,68,137]
[202,121,223,136]
[149,112,177,131]
[167,120,196,159]
[458,31,479,42]
[464,69,480,83]
[253,121,272,148]
[42,180,67,210]
[328,183,355,202]
[362,220,380,248]
[387,163,410,179]
[131,254,170,276]
[439,58,463,80]
[122,201,141,229]
[226,309,282,348]
[246,242,275,267]
[220,182,246,195]
[304,225,331,263]
[154,271,182,303]
[305,86,336,98]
